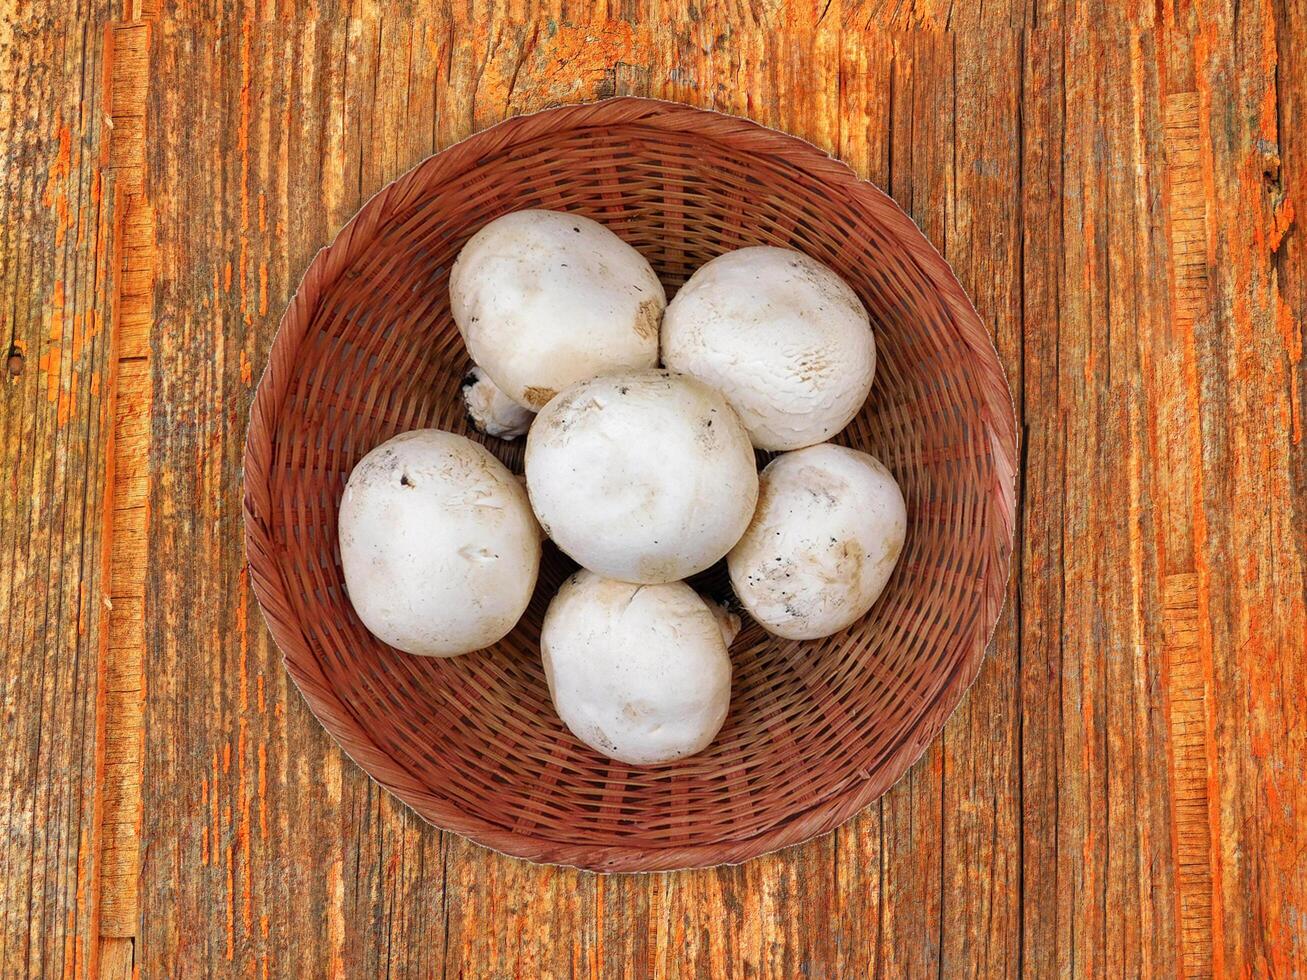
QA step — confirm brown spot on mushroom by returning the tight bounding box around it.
[795,349,831,383]
[632,296,662,341]
[522,385,558,409]
[881,534,904,568]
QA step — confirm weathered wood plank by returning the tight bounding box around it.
[935,19,1026,979]
[1189,1,1305,973]
[0,12,119,980]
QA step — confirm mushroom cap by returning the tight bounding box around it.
[661,246,876,450]
[338,430,541,657]
[541,570,732,765]
[727,443,906,640]
[450,209,665,411]
[525,369,759,584]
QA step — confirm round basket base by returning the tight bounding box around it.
[242,98,1016,872]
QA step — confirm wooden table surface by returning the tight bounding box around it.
[3,3,1304,977]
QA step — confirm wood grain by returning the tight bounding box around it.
[0,2,1303,976]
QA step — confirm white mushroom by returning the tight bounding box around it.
[450,209,665,411]
[338,430,541,657]
[727,443,906,640]
[541,570,735,765]
[661,246,876,450]
[525,369,759,584]
[461,366,534,440]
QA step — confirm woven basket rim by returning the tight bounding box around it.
[242,96,1018,871]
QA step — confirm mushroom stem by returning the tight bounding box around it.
[462,366,535,440]
[705,598,742,647]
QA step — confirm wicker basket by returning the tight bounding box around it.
[243,98,1016,872]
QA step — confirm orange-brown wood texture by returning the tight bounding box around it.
[1,2,1303,977]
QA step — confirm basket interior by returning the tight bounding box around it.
[259,113,1005,865]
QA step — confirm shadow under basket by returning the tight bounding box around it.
[242,97,1017,872]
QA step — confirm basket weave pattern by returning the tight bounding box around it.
[243,98,1016,871]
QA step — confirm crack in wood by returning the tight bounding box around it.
[1159,81,1221,980]
[93,20,154,980]
[1161,572,1216,980]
